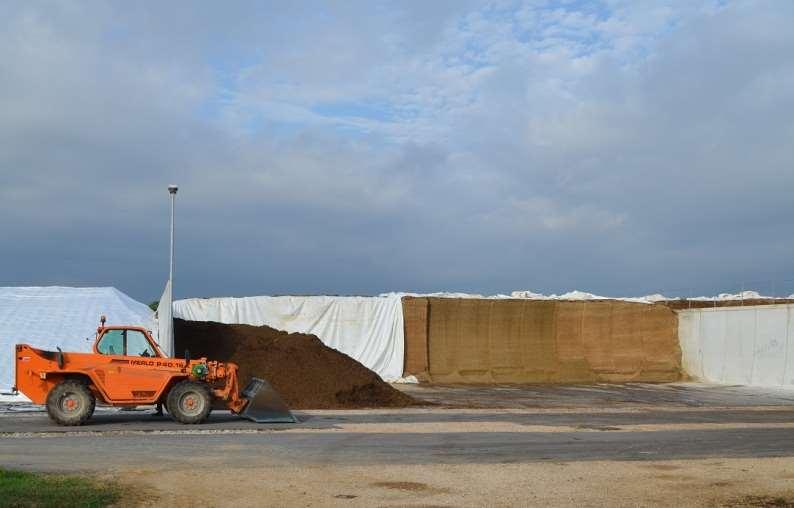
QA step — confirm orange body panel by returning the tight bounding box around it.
[14,325,247,413]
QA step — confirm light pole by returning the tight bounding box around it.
[168,184,178,357]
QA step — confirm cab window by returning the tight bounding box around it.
[96,329,157,357]
[127,330,156,357]
[97,330,123,355]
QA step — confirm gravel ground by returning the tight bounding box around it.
[122,458,794,507]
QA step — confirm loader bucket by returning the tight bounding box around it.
[239,377,297,423]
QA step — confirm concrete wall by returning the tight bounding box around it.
[678,304,794,387]
[403,298,681,383]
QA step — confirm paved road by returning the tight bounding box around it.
[3,406,794,434]
[397,382,794,408]
[3,425,794,473]
[2,383,794,474]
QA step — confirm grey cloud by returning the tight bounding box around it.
[1,1,793,302]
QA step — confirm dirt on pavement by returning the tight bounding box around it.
[174,319,418,409]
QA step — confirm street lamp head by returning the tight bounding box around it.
[167,184,178,194]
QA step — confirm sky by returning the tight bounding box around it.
[1,0,793,303]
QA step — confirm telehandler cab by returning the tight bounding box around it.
[13,316,295,426]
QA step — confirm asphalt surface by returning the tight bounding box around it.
[4,406,794,434]
[2,383,794,474]
[5,428,794,473]
[397,382,794,408]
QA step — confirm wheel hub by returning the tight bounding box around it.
[179,392,204,416]
[60,394,80,413]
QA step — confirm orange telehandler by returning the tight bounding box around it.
[13,316,295,426]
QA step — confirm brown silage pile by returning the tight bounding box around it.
[174,319,418,409]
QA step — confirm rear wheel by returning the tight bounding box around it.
[46,380,96,426]
[167,380,212,424]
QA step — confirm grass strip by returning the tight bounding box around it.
[0,468,122,508]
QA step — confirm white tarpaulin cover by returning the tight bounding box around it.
[383,289,794,304]
[678,304,794,387]
[0,287,155,392]
[155,280,173,357]
[173,295,405,381]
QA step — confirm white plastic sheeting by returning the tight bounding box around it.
[155,280,174,357]
[678,304,794,387]
[0,287,155,392]
[383,289,794,304]
[0,393,29,402]
[173,295,405,381]
[383,290,660,303]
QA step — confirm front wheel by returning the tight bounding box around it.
[167,380,212,424]
[46,380,96,426]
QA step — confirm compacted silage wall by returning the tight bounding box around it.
[402,297,681,383]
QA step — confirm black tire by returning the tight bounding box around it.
[46,380,96,426]
[166,380,212,424]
